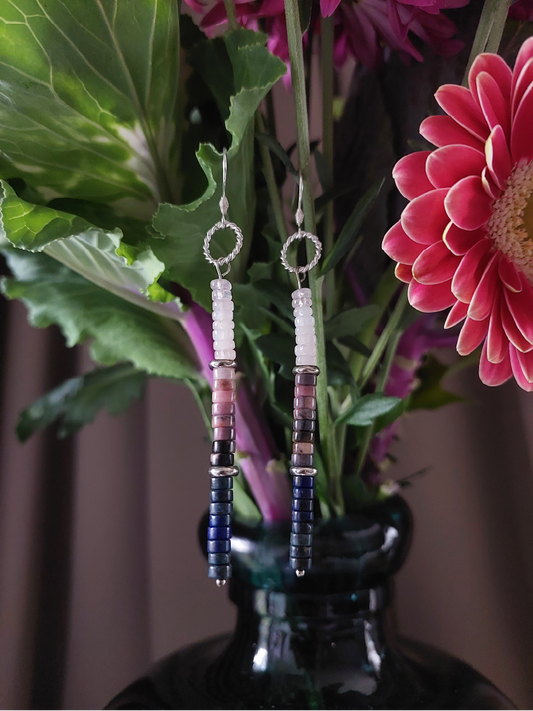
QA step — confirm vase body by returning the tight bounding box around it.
[106,497,514,710]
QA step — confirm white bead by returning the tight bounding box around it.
[295,316,315,329]
[213,305,234,318]
[296,333,316,344]
[292,297,312,308]
[213,319,234,330]
[212,298,234,309]
[215,348,236,360]
[213,367,235,379]
[212,289,232,301]
[295,344,315,356]
[213,328,233,341]
[293,306,313,318]
[296,355,317,366]
[214,339,235,350]
[292,288,311,299]
[211,278,232,290]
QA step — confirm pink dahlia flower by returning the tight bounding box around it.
[184,0,465,68]
[383,38,533,391]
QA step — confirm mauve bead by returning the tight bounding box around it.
[212,402,235,416]
[293,442,314,455]
[294,420,315,431]
[207,539,230,553]
[212,390,236,403]
[293,408,316,420]
[294,396,316,409]
[291,453,314,467]
[213,367,235,380]
[211,415,235,428]
[295,385,316,397]
[292,430,315,443]
[295,373,317,386]
[214,379,235,391]
[212,439,235,453]
[213,427,235,440]
[210,453,234,467]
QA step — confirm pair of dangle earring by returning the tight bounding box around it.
[281,175,322,577]
[203,149,243,587]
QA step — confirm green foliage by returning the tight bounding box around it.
[335,393,402,427]
[409,355,463,411]
[1,249,201,381]
[324,305,380,340]
[17,363,147,441]
[0,0,180,215]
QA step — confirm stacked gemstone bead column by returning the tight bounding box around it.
[207,278,238,584]
[290,287,319,575]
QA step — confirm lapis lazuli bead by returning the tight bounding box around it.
[210,490,233,502]
[207,526,231,540]
[293,475,315,488]
[209,514,231,527]
[293,487,313,499]
[292,510,314,522]
[292,498,313,512]
[208,564,232,579]
[207,539,231,553]
[208,552,231,565]
[209,502,232,515]
[211,477,233,490]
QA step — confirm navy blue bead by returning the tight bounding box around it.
[207,526,231,539]
[293,475,315,488]
[290,557,312,571]
[208,553,231,565]
[292,510,314,521]
[290,533,312,546]
[207,539,231,553]
[208,564,232,579]
[292,498,313,512]
[210,490,233,502]
[293,487,313,499]
[292,521,313,534]
[290,545,311,558]
[209,502,232,515]
[211,477,233,490]
[209,514,231,527]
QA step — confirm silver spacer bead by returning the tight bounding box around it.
[216,579,227,587]
[293,365,320,375]
[295,570,306,577]
[210,359,237,370]
[290,466,318,477]
[209,466,239,477]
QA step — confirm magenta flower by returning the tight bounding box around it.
[183,0,466,68]
[509,0,533,21]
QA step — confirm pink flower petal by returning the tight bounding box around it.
[479,341,512,386]
[515,347,533,383]
[512,37,533,101]
[469,52,512,104]
[501,297,533,352]
[445,299,468,328]
[383,221,425,265]
[512,57,533,119]
[457,315,489,355]
[443,222,486,256]
[498,257,522,293]
[444,176,494,231]
[426,145,486,189]
[419,115,485,151]
[451,238,493,303]
[408,279,456,312]
[481,166,501,200]
[476,71,510,140]
[510,346,533,391]
[392,152,433,199]
[468,252,501,321]
[321,0,341,17]
[511,81,533,164]
[486,292,507,363]
[435,85,490,142]
[395,263,413,283]
[485,125,512,190]
[412,241,461,285]
[401,188,449,245]
[505,279,533,345]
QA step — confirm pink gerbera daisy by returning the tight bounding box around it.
[383,38,533,391]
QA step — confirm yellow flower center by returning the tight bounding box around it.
[487,161,533,283]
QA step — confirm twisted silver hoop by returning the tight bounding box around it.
[203,148,243,279]
[280,174,322,288]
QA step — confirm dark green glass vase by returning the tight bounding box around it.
[106,496,514,710]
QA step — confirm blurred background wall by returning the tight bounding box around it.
[1,299,533,710]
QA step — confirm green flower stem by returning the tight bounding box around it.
[321,16,336,321]
[255,111,289,243]
[463,0,511,85]
[224,0,239,31]
[284,0,342,514]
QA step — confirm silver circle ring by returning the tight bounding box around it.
[280,230,322,276]
[203,219,244,273]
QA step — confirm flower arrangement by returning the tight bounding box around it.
[0,0,531,524]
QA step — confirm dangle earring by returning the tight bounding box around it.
[203,149,243,587]
[280,175,322,577]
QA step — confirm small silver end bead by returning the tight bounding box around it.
[293,365,320,375]
[209,466,239,477]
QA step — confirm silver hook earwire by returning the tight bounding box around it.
[296,173,304,229]
[220,148,229,223]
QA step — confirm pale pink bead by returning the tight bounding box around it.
[212,389,236,403]
[213,367,235,380]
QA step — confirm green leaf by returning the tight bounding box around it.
[409,355,463,411]
[233,469,262,523]
[17,363,147,441]
[373,396,410,433]
[149,29,286,310]
[188,37,234,121]
[335,393,401,427]
[324,305,380,340]
[320,179,384,276]
[337,335,372,358]
[253,279,294,320]
[233,282,270,330]
[1,249,201,382]
[256,133,298,176]
[0,0,180,215]
[0,181,184,320]
[255,333,294,372]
